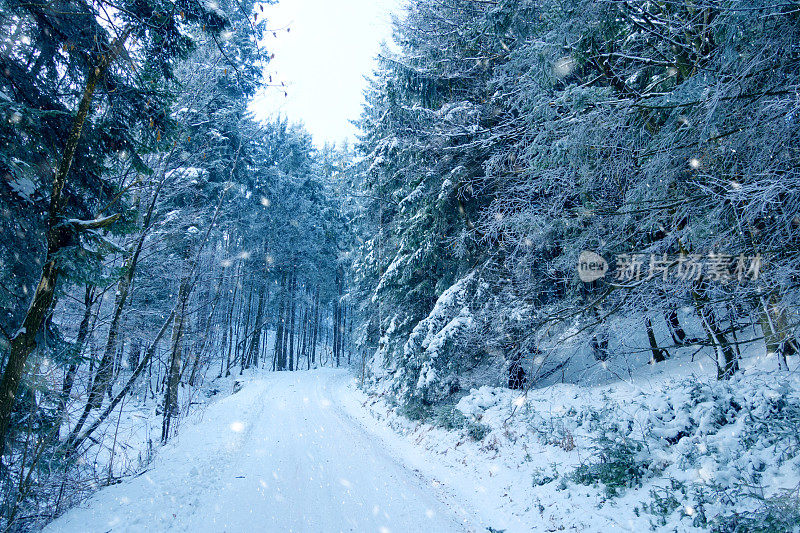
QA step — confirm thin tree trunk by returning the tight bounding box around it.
[157,172,233,442]
[697,301,738,379]
[68,310,174,454]
[161,267,191,444]
[221,278,237,377]
[348,304,353,365]
[128,339,141,371]
[238,285,254,374]
[645,316,668,363]
[246,284,266,371]
[760,294,795,371]
[344,304,349,365]
[288,274,296,372]
[280,274,290,370]
[57,286,95,438]
[665,309,699,346]
[322,305,330,366]
[231,274,244,373]
[272,273,285,371]
[310,287,319,367]
[189,262,225,385]
[300,295,309,370]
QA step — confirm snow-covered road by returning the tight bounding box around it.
[45,370,467,533]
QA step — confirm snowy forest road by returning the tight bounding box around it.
[44,370,469,533]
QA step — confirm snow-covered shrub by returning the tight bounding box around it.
[642,480,688,528]
[465,420,490,442]
[739,388,800,461]
[563,372,800,528]
[433,403,467,431]
[711,494,800,533]
[531,466,558,487]
[398,400,432,422]
[570,433,650,497]
[398,272,480,405]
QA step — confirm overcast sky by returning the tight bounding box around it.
[249,0,402,146]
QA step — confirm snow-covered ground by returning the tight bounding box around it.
[348,352,800,532]
[44,370,467,533]
[44,355,800,533]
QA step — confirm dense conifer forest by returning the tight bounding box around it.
[1,0,799,530]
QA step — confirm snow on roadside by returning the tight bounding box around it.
[45,374,270,532]
[54,369,258,519]
[337,354,800,532]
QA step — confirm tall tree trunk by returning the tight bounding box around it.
[0,31,130,455]
[344,304,349,365]
[112,320,127,385]
[127,339,141,371]
[255,287,269,369]
[300,295,309,370]
[238,285,254,374]
[273,273,286,371]
[246,284,266,371]
[310,287,319,367]
[221,278,237,377]
[189,274,223,386]
[335,271,344,367]
[348,304,354,365]
[161,268,191,444]
[335,301,341,368]
[231,275,244,373]
[322,305,330,366]
[288,274,296,372]
[157,177,231,442]
[280,275,290,370]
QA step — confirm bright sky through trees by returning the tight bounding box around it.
[250,0,400,145]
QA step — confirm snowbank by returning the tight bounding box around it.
[351,352,800,532]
